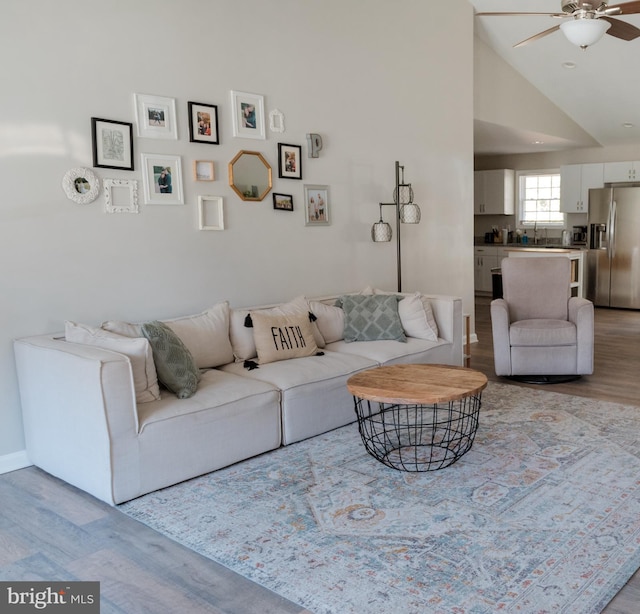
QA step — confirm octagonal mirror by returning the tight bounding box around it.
[228,150,272,201]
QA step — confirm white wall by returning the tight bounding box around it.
[474,36,599,150]
[0,0,475,463]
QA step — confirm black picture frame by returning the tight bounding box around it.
[273,193,294,211]
[91,117,134,171]
[277,143,302,180]
[188,101,220,145]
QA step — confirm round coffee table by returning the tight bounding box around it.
[347,364,488,471]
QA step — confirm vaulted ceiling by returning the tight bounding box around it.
[470,0,640,154]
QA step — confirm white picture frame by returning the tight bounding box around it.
[269,108,285,133]
[230,90,265,140]
[304,184,330,226]
[62,167,100,205]
[140,153,184,205]
[104,179,139,214]
[134,93,178,140]
[198,196,224,230]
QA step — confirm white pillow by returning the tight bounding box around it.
[230,296,325,361]
[397,293,439,341]
[65,321,161,404]
[162,302,233,368]
[103,302,234,369]
[309,300,345,344]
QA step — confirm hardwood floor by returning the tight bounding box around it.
[1,297,638,613]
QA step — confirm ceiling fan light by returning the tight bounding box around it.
[559,18,611,48]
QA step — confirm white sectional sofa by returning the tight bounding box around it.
[13,290,462,505]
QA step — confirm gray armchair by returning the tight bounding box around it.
[491,257,594,382]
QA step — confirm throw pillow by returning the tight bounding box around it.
[309,300,345,344]
[337,294,406,343]
[103,302,234,369]
[161,302,234,368]
[251,311,319,364]
[64,322,161,404]
[397,293,439,341]
[229,296,325,361]
[141,321,201,399]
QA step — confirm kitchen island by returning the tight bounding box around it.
[474,243,586,297]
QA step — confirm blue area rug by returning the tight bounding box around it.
[120,382,640,613]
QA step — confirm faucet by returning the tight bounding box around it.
[533,221,538,245]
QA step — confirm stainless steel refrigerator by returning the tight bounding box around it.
[587,187,640,308]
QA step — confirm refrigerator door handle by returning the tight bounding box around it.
[610,200,616,259]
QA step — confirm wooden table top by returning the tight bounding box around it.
[347,364,488,405]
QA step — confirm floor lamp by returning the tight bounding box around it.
[371,161,421,292]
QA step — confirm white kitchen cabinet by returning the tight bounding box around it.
[560,163,604,213]
[474,169,515,215]
[603,161,640,183]
[474,246,506,294]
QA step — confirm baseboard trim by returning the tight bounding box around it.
[0,450,32,474]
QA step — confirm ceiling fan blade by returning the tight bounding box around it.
[475,12,562,17]
[607,1,640,14]
[602,15,640,39]
[513,24,561,48]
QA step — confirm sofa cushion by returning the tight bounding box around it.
[398,293,439,341]
[325,337,446,365]
[251,311,319,364]
[230,296,324,361]
[337,294,406,342]
[309,300,345,343]
[102,302,234,370]
[220,349,375,392]
[510,319,577,347]
[141,321,201,399]
[64,321,161,403]
[372,289,439,341]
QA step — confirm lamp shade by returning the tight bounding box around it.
[559,18,610,48]
[371,220,392,242]
[400,203,421,224]
[394,184,414,206]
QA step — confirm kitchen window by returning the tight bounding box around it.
[517,171,564,228]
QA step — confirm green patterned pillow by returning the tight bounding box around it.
[338,294,406,343]
[141,321,201,399]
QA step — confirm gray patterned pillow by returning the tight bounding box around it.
[141,321,201,399]
[338,294,406,343]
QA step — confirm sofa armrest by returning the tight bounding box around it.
[568,297,594,374]
[13,334,140,505]
[421,294,463,365]
[490,298,512,376]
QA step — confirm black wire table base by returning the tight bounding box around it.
[353,394,482,471]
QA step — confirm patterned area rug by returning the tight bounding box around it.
[120,382,640,613]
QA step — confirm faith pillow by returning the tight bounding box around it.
[251,311,319,364]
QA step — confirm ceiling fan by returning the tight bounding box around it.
[476,1,640,49]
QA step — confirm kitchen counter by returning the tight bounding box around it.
[504,247,579,253]
[475,242,586,250]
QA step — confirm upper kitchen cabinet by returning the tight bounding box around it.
[560,163,604,213]
[603,161,640,183]
[474,169,515,215]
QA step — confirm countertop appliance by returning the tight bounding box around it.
[587,187,640,308]
[572,225,587,246]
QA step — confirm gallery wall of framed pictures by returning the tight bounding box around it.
[81,88,327,227]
